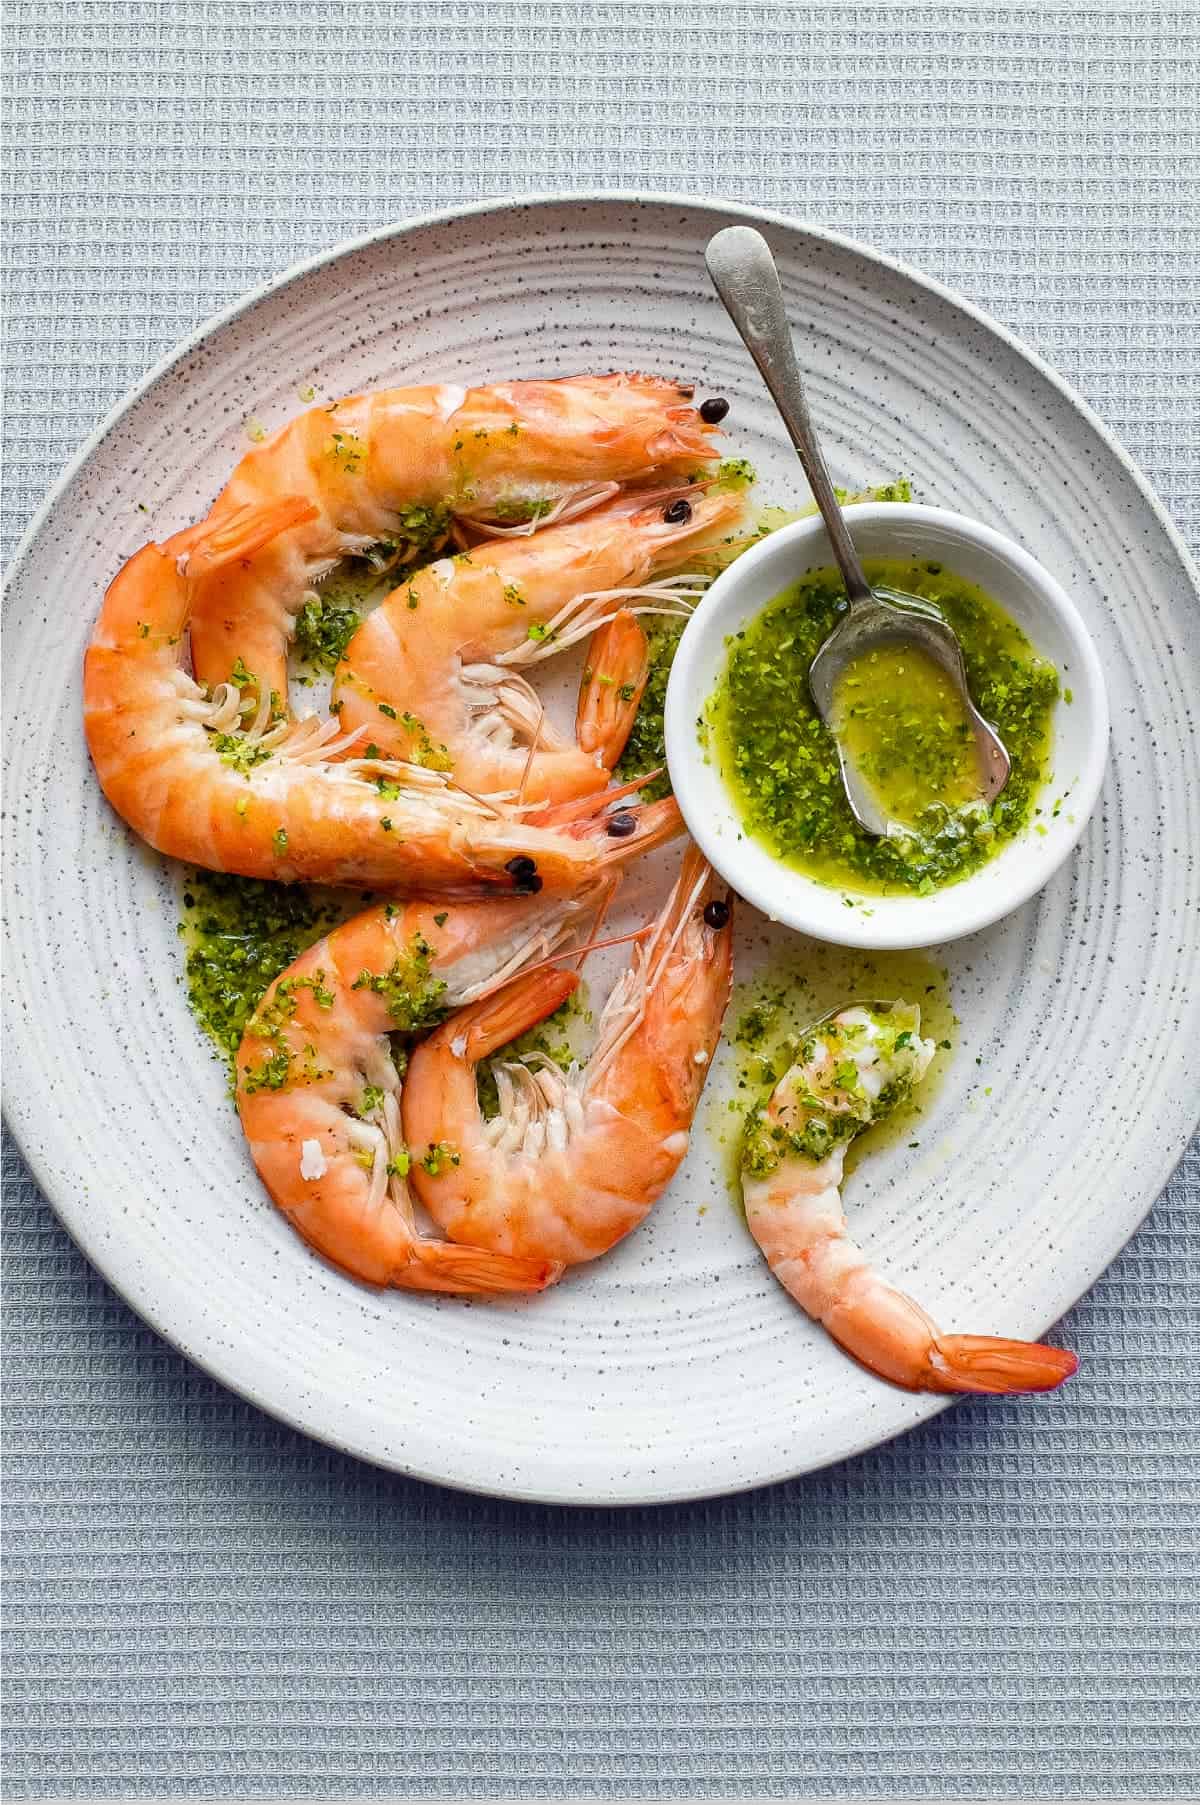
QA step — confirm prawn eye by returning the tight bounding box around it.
[663,498,692,525]
[606,811,637,838]
[505,854,542,894]
[703,899,731,929]
[699,397,730,423]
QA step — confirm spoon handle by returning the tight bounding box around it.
[705,226,873,607]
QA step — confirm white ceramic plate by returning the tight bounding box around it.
[5,195,1198,1505]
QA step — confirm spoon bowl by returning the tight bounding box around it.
[808,587,1012,837]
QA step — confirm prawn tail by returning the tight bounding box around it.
[402,1241,564,1296]
[459,968,580,1062]
[927,1334,1079,1395]
[576,609,650,766]
[187,494,320,579]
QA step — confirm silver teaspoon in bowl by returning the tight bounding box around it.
[704,224,1010,838]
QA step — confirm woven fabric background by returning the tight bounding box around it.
[3,3,1198,1798]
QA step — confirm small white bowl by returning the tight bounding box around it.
[664,503,1109,950]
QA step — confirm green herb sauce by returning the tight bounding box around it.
[613,481,913,804]
[291,512,452,682]
[179,870,356,1079]
[740,1001,928,1179]
[293,589,362,674]
[181,867,587,1113]
[349,933,449,1034]
[613,616,687,803]
[831,643,982,824]
[707,557,1058,895]
[707,940,957,1202]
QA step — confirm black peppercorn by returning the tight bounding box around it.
[699,397,730,423]
[703,899,731,929]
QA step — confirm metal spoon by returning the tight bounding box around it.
[704,224,1009,838]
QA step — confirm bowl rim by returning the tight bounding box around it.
[665,501,1111,951]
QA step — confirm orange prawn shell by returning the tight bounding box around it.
[234,892,611,1293]
[331,484,747,806]
[188,373,722,700]
[82,509,685,892]
[404,848,734,1268]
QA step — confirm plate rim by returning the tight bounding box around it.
[4,189,1199,1506]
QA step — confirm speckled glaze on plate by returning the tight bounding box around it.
[4,195,1198,1505]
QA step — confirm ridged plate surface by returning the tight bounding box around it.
[5,195,1198,1503]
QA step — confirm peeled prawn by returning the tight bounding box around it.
[331,486,746,804]
[83,500,682,893]
[187,373,722,709]
[741,1004,1079,1395]
[402,846,733,1267]
[236,883,616,1292]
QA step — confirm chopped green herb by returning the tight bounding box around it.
[181,871,347,1081]
[715,457,757,490]
[420,1141,461,1177]
[709,555,1058,895]
[740,1004,929,1178]
[487,496,551,524]
[389,501,452,561]
[327,430,365,474]
[246,969,336,1041]
[350,934,449,1033]
[241,1046,291,1093]
[393,712,452,771]
[613,618,686,803]
[212,732,272,775]
[293,591,361,672]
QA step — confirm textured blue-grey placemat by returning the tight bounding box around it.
[3,3,1198,1799]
